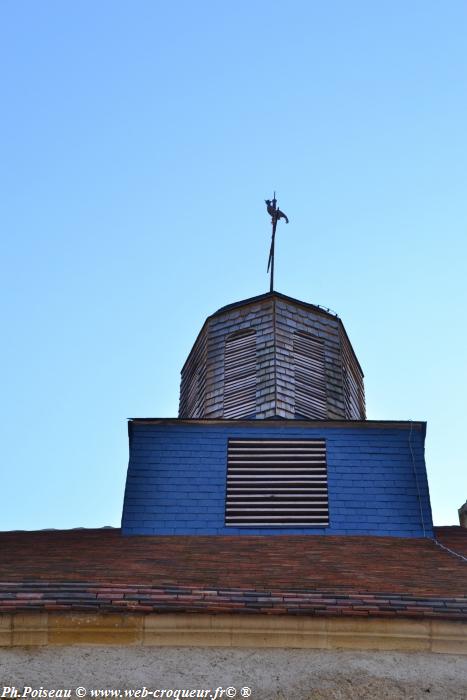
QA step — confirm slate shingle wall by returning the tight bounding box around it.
[121,421,433,537]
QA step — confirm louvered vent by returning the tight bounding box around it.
[224,330,256,419]
[344,365,361,419]
[179,330,207,418]
[294,332,327,419]
[226,439,329,526]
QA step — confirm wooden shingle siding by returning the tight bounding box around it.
[293,332,327,419]
[226,439,329,526]
[344,364,362,418]
[179,326,207,418]
[205,300,274,418]
[178,292,365,420]
[223,330,256,418]
[275,298,344,419]
[339,324,366,419]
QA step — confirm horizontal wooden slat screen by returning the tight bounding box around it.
[223,330,256,419]
[294,332,327,419]
[344,365,361,419]
[339,324,366,420]
[226,439,329,527]
[179,330,207,418]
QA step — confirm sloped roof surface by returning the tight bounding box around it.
[0,527,465,619]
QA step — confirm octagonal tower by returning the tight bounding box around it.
[179,291,365,420]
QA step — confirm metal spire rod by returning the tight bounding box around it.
[265,192,289,293]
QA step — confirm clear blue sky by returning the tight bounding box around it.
[1,1,465,530]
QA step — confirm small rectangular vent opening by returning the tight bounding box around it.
[226,439,329,527]
[294,332,327,419]
[224,330,256,419]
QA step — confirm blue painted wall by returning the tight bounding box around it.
[121,420,433,537]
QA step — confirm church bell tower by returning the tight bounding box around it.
[179,291,365,421]
[122,196,433,538]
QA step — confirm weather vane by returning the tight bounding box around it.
[265,192,289,292]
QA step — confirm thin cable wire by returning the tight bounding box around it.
[409,418,467,562]
[408,422,467,561]
[434,538,467,563]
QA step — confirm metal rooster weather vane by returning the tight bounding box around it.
[265,192,289,292]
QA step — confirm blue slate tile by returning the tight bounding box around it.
[122,422,433,538]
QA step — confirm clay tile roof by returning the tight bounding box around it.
[0,527,465,619]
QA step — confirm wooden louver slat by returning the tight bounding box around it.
[179,330,207,418]
[294,332,327,419]
[343,362,363,419]
[340,326,366,420]
[223,331,256,418]
[225,439,329,526]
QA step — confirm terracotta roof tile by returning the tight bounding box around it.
[0,526,465,620]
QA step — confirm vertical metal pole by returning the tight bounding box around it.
[270,216,277,293]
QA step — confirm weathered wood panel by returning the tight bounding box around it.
[179,292,365,421]
[178,323,207,418]
[205,300,274,418]
[293,332,327,419]
[224,330,256,418]
[275,297,346,419]
[339,324,366,419]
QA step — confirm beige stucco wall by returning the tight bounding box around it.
[0,646,467,699]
